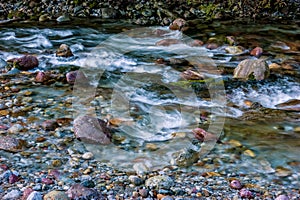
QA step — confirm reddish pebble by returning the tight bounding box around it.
[49,169,61,180]
[275,194,290,200]
[9,174,19,184]
[22,188,34,200]
[230,179,242,189]
[206,43,218,50]
[35,71,46,83]
[0,164,9,170]
[42,177,54,185]
[239,188,252,198]
[66,71,78,84]
[250,47,263,57]
[190,39,204,47]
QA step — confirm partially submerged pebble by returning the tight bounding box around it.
[56,44,73,57]
[7,55,39,71]
[250,47,263,57]
[155,39,182,46]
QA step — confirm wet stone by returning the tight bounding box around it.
[73,115,112,145]
[239,188,253,198]
[169,18,187,31]
[8,173,19,184]
[56,44,73,57]
[8,124,24,134]
[250,47,263,57]
[7,55,39,71]
[275,194,290,200]
[233,58,270,80]
[230,179,242,190]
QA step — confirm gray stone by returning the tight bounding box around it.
[145,175,174,190]
[3,189,21,199]
[73,115,112,145]
[8,124,24,134]
[233,59,270,80]
[26,191,42,200]
[56,14,71,22]
[101,8,117,19]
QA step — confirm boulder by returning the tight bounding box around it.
[56,44,73,57]
[169,18,188,31]
[73,115,112,145]
[7,55,39,71]
[233,59,270,80]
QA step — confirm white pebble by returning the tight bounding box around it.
[82,152,94,160]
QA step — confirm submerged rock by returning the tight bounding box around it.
[0,57,7,68]
[7,55,39,71]
[181,69,204,80]
[155,39,182,46]
[233,59,270,80]
[73,115,112,145]
[275,99,300,111]
[56,44,73,57]
[169,18,187,31]
[66,70,88,85]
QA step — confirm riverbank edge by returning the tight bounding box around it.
[0,0,299,25]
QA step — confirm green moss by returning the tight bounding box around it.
[89,2,98,9]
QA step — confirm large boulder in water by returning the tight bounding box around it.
[233,59,270,80]
[73,115,112,145]
[7,55,39,71]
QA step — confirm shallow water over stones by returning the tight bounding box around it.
[0,19,299,195]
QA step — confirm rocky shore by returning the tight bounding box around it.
[0,0,299,25]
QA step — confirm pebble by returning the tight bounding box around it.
[82,152,94,160]
[275,194,290,200]
[26,191,42,200]
[230,179,242,189]
[42,120,59,131]
[239,188,253,198]
[145,175,174,190]
[44,190,70,200]
[128,175,143,186]
[9,173,19,183]
[3,189,21,199]
[8,124,24,134]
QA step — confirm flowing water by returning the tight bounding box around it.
[0,19,299,180]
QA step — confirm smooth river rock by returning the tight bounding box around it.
[7,55,39,71]
[145,175,174,190]
[66,184,100,199]
[0,136,27,152]
[233,59,270,80]
[56,44,73,57]
[73,115,112,145]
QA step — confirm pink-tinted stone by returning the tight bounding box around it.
[155,39,182,46]
[8,55,39,70]
[169,18,188,31]
[250,47,263,57]
[206,43,218,50]
[9,174,19,184]
[275,194,290,200]
[21,188,34,200]
[239,188,253,198]
[42,177,54,185]
[230,179,242,189]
